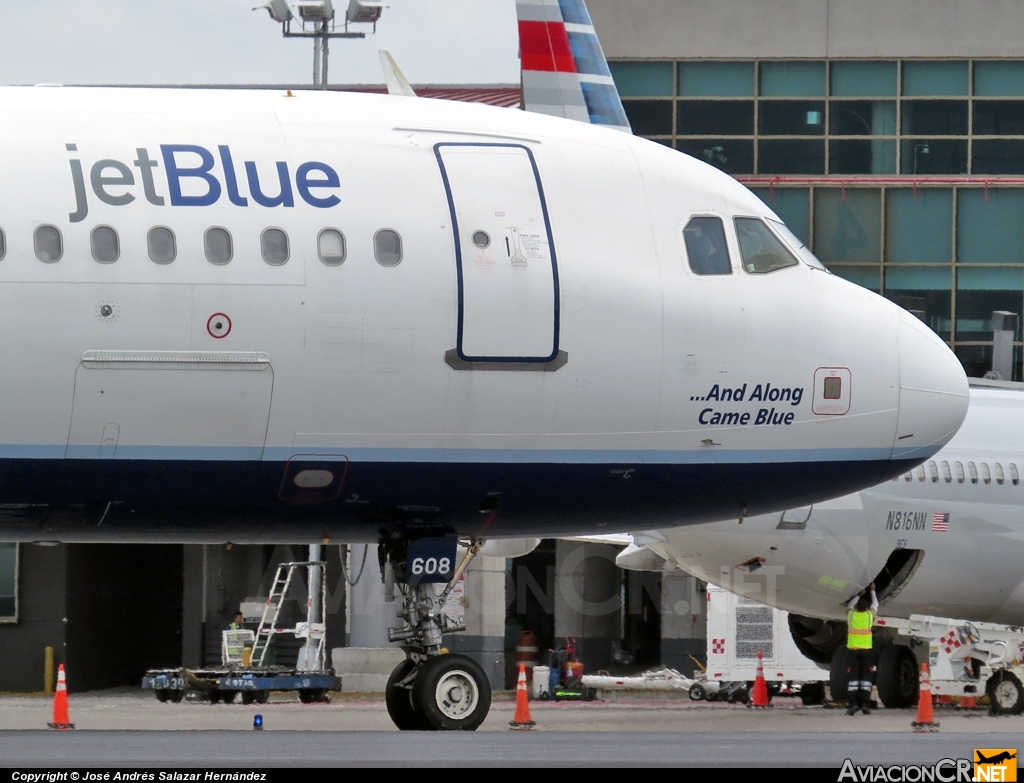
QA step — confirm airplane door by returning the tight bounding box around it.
[65,351,273,460]
[435,143,565,368]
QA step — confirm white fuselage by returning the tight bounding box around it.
[637,385,1024,625]
[0,86,967,542]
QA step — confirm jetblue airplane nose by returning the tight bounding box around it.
[889,312,969,471]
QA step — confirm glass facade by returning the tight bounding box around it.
[611,59,1024,176]
[612,58,1024,379]
[750,183,1024,376]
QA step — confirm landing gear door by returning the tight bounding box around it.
[435,143,563,367]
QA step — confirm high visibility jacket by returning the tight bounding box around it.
[847,609,875,650]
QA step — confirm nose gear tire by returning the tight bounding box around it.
[386,659,431,731]
[411,653,491,731]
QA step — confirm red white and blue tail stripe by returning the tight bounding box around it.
[516,0,632,133]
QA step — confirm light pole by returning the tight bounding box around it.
[254,0,385,89]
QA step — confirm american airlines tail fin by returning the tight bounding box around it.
[516,0,631,133]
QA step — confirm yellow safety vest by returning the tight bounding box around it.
[847,609,875,650]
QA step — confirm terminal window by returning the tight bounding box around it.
[749,184,1024,374]
[0,544,16,622]
[611,58,1024,175]
[610,57,1024,379]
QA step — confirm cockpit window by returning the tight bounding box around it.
[735,218,800,274]
[683,216,732,276]
[767,218,828,271]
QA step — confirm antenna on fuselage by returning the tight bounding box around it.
[379,51,417,97]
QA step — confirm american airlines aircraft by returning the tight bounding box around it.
[0,0,967,729]
[620,381,1024,711]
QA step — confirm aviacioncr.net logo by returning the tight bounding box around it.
[838,758,973,782]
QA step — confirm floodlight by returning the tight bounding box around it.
[347,0,383,23]
[253,0,293,23]
[297,1,335,22]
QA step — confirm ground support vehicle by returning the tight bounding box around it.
[872,615,1024,714]
[141,667,340,704]
[686,585,829,705]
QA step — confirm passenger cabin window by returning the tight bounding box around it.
[683,216,731,275]
[955,461,965,484]
[995,463,1005,485]
[981,462,992,484]
[941,461,952,483]
[928,460,939,482]
[205,227,233,265]
[1012,463,1020,486]
[34,225,62,263]
[261,228,289,266]
[903,472,912,482]
[91,226,119,264]
[915,466,926,482]
[0,228,5,261]
[148,227,176,264]
[734,217,800,274]
[968,461,978,484]
[374,229,402,266]
[318,229,346,266]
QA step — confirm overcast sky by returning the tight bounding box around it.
[0,0,520,86]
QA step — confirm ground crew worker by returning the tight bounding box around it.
[227,611,245,630]
[845,582,878,715]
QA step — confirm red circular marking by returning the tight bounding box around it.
[207,313,232,339]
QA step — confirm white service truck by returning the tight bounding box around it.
[688,584,829,704]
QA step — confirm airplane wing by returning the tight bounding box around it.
[563,533,633,546]
[516,0,631,133]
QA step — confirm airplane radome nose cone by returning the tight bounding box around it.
[892,312,969,464]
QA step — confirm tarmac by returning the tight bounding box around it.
[0,689,1020,766]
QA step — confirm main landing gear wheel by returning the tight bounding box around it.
[876,645,919,709]
[386,659,430,731]
[829,646,852,703]
[412,654,491,731]
[987,670,1024,715]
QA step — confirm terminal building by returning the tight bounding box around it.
[4,0,1024,693]
[590,0,1024,380]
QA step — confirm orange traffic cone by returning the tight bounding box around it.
[749,651,770,708]
[47,664,74,730]
[911,663,939,733]
[509,663,536,730]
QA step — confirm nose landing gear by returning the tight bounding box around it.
[381,537,492,731]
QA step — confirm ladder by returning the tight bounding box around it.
[251,560,325,667]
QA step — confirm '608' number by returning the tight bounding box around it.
[410,557,451,577]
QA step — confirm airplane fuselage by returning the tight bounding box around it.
[639,385,1024,625]
[0,86,967,543]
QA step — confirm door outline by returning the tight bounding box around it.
[434,142,566,369]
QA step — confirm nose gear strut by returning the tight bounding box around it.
[381,537,491,730]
